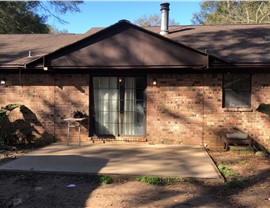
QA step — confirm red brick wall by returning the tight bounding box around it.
[1,72,270,151]
[0,74,55,143]
[146,74,204,145]
[54,74,89,143]
[250,74,270,150]
[0,73,89,144]
[147,73,270,151]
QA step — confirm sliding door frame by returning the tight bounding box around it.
[89,75,147,138]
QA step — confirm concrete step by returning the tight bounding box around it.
[229,145,254,155]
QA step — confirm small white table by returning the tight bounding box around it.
[63,118,86,146]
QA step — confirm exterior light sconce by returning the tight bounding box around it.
[43,67,48,71]
[0,78,6,85]
[152,78,157,86]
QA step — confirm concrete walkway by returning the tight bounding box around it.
[0,143,221,178]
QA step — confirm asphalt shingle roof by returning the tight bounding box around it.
[0,33,88,66]
[165,24,270,63]
[1,22,270,66]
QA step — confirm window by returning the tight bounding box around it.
[92,77,146,136]
[223,74,251,108]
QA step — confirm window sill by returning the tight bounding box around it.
[223,108,253,112]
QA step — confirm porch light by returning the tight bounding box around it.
[0,78,6,85]
[152,78,157,86]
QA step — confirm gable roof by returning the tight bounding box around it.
[87,23,270,64]
[1,20,270,69]
[37,20,211,70]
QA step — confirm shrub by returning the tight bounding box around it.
[256,103,270,115]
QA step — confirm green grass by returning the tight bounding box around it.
[163,177,184,184]
[136,176,195,185]
[218,163,242,188]
[218,164,236,178]
[90,175,197,186]
[96,175,113,184]
[163,177,196,184]
[136,176,162,185]
[227,177,242,188]
[239,159,247,164]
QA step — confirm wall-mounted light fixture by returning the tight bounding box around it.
[0,78,6,85]
[152,78,157,86]
[43,67,48,71]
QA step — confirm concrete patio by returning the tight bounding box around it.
[0,143,221,178]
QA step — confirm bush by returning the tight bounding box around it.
[256,103,270,115]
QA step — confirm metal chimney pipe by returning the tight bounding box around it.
[160,2,170,35]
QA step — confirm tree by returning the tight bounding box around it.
[192,0,270,25]
[0,1,49,33]
[27,1,82,24]
[134,14,179,27]
[0,1,82,34]
[49,26,69,34]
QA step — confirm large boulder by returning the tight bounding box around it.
[0,105,54,147]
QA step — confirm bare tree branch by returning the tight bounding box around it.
[192,0,270,25]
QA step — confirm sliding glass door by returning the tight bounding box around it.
[93,77,146,136]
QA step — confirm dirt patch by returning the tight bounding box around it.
[0,148,270,208]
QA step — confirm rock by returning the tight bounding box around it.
[0,105,54,146]
[255,151,268,157]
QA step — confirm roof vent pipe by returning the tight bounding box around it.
[160,2,170,36]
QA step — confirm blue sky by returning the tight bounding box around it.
[47,1,202,33]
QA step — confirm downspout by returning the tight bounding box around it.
[202,74,205,147]
[202,55,208,147]
[53,72,56,142]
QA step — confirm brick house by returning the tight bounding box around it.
[1,4,270,151]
